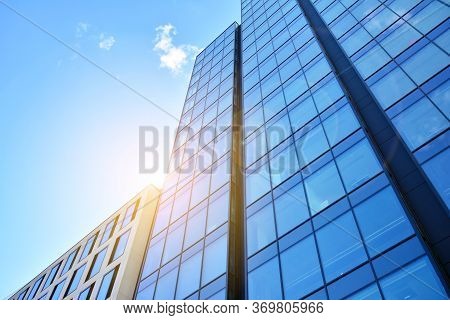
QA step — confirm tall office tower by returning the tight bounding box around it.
[9,185,159,300]
[136,0,449,300]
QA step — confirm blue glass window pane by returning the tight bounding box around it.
[247,203,277,256]
[274,183,310,236]
[380,256,448,299]
[428,80,450,118]
[50,279,66,300]
[312,78,344,112]
[380,23,421,58]
[280,235,323,299]
[248,257,283,299]
[184,207,207,249]
[96,267,117,300]
[154,267,178,300]
[246,162,272,205]
[266,115,291,150]
[88,248,108,279]
[422,149,450,209]
[354,186,414,256]
[389,0,420,16]
[288,95,318,132]
[202,233,227,285]
[407,1,449,34]
[392,97,448,150]
[336,139,382,191]
[316,212,367,282]
[100,217,117,244]
[111,229,131,262]
[283,72,308,106]
[295,124,329,167]
[176,251,202,299]
[43,263,61,290]
[162,223,184,264]
[363,7,397,37]
[341,28,371,56]
[304,162,346,215]
[66,264,86,296]
[142,237,164,278]
[78,285,93,300]
[345,283,382,300]
[136,282,156,300]
[401,43,448,85]
[304,58,331,86]
[370,67,416,109]
[207,189,229,233]
[270,144,299,187]
[263,88,286,120]
[323,104,360,146]
[354,44,390,79]
[246,131,267,166]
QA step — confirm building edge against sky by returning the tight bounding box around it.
[135,0,449,300]
[9,184,160,300]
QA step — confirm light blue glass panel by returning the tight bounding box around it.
[422,149,450,209]
[280,235,323,299]
[313,78,344,112]
[246,162,272,205]
[247,204,276,256]
[336,139,382,192]
[322,104,360,146]
[380,23,421,58]
[288,95,318,132]
[392,97,448,150]
[154,267,178,300]
[345,283,382,300]
[295,124,330,167]
[176,251,202,299]
[354,186,414,256]
[304,161,346,215]
[274,183,310,236]
[380,256,448,299]
[202,234,227,285]
[248,257,283,299]
[184,207,207,249]
[370,67,415,109]
[428,80,450,118]
[316,212,367,281]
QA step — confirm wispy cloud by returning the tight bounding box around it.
[153,24,201,74]
[98,33,116,51]
[75,22,89,38]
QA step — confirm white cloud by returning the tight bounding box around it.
[76,22,89,38]
[153,24,201,74]
[98,33,116,51]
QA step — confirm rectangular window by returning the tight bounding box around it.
[176,249,202,299]
[322,103,360,146]
[248,257,283,299]
[87,247,108,280]
[100,216,118,245]
[304,161,346,215]
[280,235,323,299]
[79,233,98,261]
[27,275,45,300]
[121,200,138,228]
[110,229,131,263]
[295,123,330,167]
[202,233,227,286]
[65,264,87,297]
[61,248,79,276]
[43,262,61,290]
[354,187,414,256]
[316,212,367,282]
[50,279,66,300]
[423,149,450,209]
[247,203,277,256]
[96,266,119,300]
[154,265,178,300]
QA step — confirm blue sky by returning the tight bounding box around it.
[0,0,240,298]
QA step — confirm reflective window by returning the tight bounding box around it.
[142,237,164,278]
[246,162,271,205]
[354,186,414,256]
[289,95,318,132]
[43,262,61,290]
[50,279,66,300]
[312,78,344,113]
[346,283,382,300]
[122,201,137,228]
[423,150,450,209]
[80,233,97,261]
[202,233,227,285]
[65,264,87,297]
[27,276,44,300]
[100,217,118,245]
[322,104,360,146]
[336,139,382,192]
[280,235,323,299]
[274,183,309,236]
[110,229,131,262]
[304,162,346,215]
[248,257,283,299]
[78,285,94,300]
[247,203,276,256]
[184,206,207,249]
[295,124,329,167]
[207,188,230,233]
[61,248,79,276]
[380,256,447,300]
[97,266,119,300]
[176,250,202,299]
[316,211,367,281]
[392,97,448,150]
[87,247,108,279]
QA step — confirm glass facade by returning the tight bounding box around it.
[135,0,448,300]
[136,23,238,300]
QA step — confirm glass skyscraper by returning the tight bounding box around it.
[136,0,449,300]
